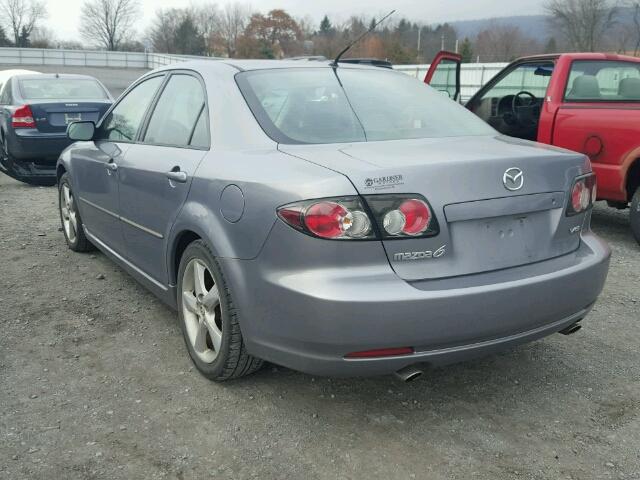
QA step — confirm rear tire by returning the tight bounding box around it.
[177,240,263,381]
[631,188,640,246]
[58,173,94,252]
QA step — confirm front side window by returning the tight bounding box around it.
[479,62,554,101]
[143,74,206,147]
[429,59,459,99]
[19,78,108,100]
[565,60,640,102]
[99,75,164,142]
[237,68,494,144]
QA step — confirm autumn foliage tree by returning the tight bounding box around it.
[237,9,302,58]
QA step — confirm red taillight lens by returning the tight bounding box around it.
[345,347,414,359]
[571,182,587,212]
[12,105,36,128]
[398,199,431,235]
[277,197,374,240]
[304,202,350,239]
[567,174,596,216]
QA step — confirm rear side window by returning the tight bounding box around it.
[143,74,206,147]
[99,75,164,142]
[565,60,640,102]
[19,78,108,100]
[189,108,210,148]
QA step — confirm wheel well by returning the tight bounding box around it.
[56,164,66,183]
[172,231,201,284]
[627,159,640,202]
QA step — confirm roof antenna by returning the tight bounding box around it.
[331,10,396,68]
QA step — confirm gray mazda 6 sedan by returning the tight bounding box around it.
[56,60,611,381]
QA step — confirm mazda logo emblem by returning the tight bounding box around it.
[503,167,524,191]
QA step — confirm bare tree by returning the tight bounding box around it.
[79,0,140,51]
[626,1,640,55]
[545,0,616,51]
[216,2,249,57]
[475,24,540,62]
[0,0,46,46]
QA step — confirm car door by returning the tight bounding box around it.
[424,51,462,102]
[72,74,165,252]
[117,72,210,285]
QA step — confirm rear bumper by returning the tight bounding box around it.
[11,130,71,161]
[222,231,611,377]
[2,130,70,182]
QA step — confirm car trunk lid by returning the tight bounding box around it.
[280,135,591,281]
[29,102,111,134]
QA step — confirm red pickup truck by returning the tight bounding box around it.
[425,52,640,244]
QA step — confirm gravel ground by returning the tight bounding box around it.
[0,172,638,480]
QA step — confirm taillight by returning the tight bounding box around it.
[12,105,36,129]
[277,194,439,240]
[567,174,596,216]
[364,194,439,239]
[277,197,375,240]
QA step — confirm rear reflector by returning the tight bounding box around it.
[345,347,414,359]
[12,105,36,128]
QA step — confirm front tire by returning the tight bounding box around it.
[177,240,263,381]
[58,173,94,252]
[631,188,640,245]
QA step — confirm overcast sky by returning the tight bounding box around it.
[45,0,547,41]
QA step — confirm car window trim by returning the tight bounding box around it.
[187,104,207,147]
[562,59,640,104]
[138,70,211,151]
[95,72,168,144]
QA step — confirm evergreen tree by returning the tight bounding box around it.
[460,37,473,63]
[319,15,333,36]
[544,37,558,54]
[0,25,11,47]
[17,26,30,48]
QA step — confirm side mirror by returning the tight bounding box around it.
[67,121,95,141]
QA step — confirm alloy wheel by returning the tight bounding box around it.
[181,258,222,363]
[60,184,78,244]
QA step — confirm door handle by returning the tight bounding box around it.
[166,170,187,183]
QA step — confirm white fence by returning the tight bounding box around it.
[0,47,508,99]
[0,47,219,69]
[395,63,508,101]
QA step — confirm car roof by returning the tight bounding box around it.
[12,73,102,80]
[151,59,388,81]
[516,52,640,63]
[0,69,41,82]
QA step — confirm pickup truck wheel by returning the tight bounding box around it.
[631,188,640,245]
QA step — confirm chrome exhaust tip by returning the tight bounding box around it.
[394,365,424,382]
[560,322,582,336]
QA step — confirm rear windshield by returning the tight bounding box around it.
[236,67,494,144]
[565,60,640,102]
[19,78,108,100]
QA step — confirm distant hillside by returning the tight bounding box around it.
[450,15,552,40]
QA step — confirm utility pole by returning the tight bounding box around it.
[441,33,445,50]
[417,28,421,52]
